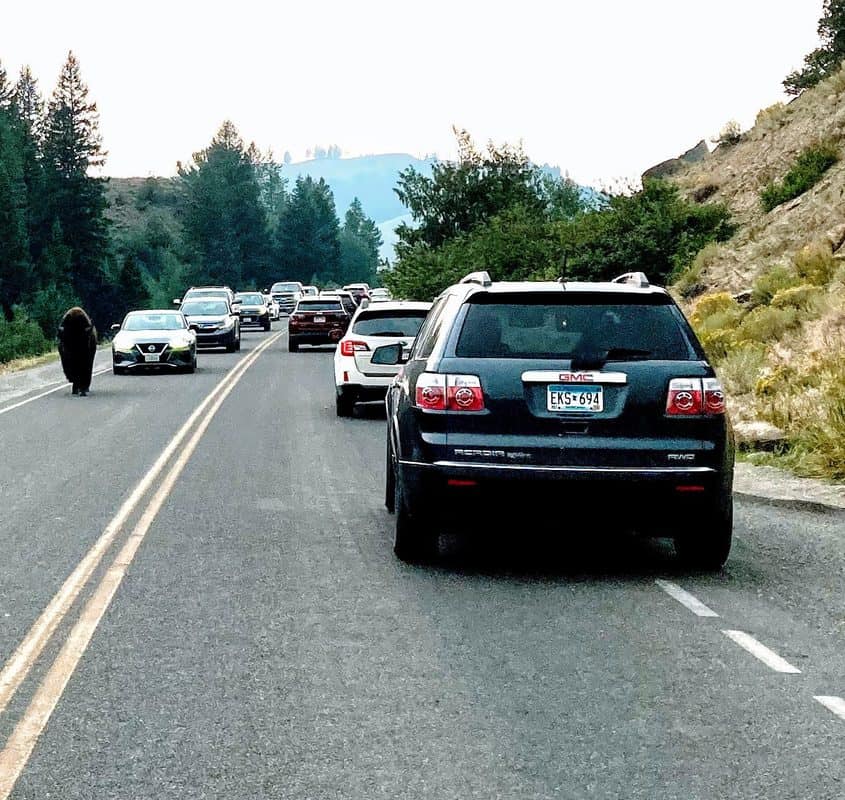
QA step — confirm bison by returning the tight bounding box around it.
[57,307,98,396]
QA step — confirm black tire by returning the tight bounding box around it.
[112,365,125,375]
[236,334,241,352]
[263,319,271,331]
[289,337,299,353]
[393,477,437,563]
[674,497,733,570]
[226,334,237,353]
[184,358,196,374]
[385,435,396,513]
[336,391,354,417]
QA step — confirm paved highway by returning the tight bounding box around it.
[0,321,842,798]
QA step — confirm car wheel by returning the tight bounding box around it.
[336,391,354,417]
[113,365,126,375]
[184,358,196,374]
[393,477,437,563]
[263,319,271,331]
[289,337,299,353]
[385,434,396,513]
[226,333,237,353]
[674,497,733,570]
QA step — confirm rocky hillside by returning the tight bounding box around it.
[664,66,845,480]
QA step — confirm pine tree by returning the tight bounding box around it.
[0,109,32,316]
[274,176,340,285]
[784,0,845,94]
[179,121,270,288]
[338,197,382,285]
[41,52,109,320]
[0,60,12,108]
[12,66,49,264]
[117,254,150,316]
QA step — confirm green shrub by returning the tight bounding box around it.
[760,142,839,212]
[793,240,837,285]
[750,265,801,306]
[771,283,824,310]
[690,291,742,327]
[757,353,845,481]
[698,327,741,363]
[737,305,800,343]
[673,242,722,299]
[0,310,52,364]
[713,120,742,147]
[717,343,768,396]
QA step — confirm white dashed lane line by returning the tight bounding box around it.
[814,696,845,722]
[722,630,802,674]
[655,579,719,617]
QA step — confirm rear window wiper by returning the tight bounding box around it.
[571,348,652,369]
[603,348,652,361]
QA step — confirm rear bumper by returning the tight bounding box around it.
[289,329,344,344]
[398,459,731,526]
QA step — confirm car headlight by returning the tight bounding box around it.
[170,337,194,351]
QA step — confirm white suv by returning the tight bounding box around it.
[333,301,432,417]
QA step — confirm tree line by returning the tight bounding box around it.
[0,53,382,362]
[383,128,734,301]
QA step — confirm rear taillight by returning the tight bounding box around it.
[415,373,484,411]
[340,340,369,357]
[446,374,484,411]
[703,378,726,415]
[666,378,725,416]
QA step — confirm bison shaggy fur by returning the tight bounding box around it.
[58,307,97,396]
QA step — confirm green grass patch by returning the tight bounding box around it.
[760,142,839,212]
[0,311,52,364]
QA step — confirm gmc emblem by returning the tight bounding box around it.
[558,372,592,382]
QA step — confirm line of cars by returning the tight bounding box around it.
[110,284,278,374]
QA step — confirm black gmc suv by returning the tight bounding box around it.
[379,271,734,568]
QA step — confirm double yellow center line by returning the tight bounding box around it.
[0,329,284,797]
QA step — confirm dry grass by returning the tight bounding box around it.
[0,349,59,376]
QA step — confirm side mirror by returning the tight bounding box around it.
[173,298,181,306]
[188,323,199,332]
[371,343,407,366]
[110,323,121,333]
[360,298,370,309]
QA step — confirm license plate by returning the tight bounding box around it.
[243,316,253,323]
[144,353,161,363]
[547,384,603,412]
[314,315,326,323]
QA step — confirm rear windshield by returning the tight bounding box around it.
[181,300,229,316]
[352,311,429,337]
[235,293,263,304]
[297,301,343,312]
[455,298,692,360]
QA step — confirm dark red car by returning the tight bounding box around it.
[288,298,350,352]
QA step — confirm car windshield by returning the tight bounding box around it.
[180,301,229,316]
[236,293,263,305]
[271,283,300,292]
[124,313,186,331]
[455,297,692,360]
[185,290,227,299]
[297,301,343,312]
[352,311,428,337]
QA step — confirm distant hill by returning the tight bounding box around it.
[281,154,435,225]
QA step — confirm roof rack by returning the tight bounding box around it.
[611,272,650,288]
[460,271,492,288]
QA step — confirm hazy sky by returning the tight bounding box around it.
[0,0,824,185]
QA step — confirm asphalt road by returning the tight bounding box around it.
[0,320,842,799]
